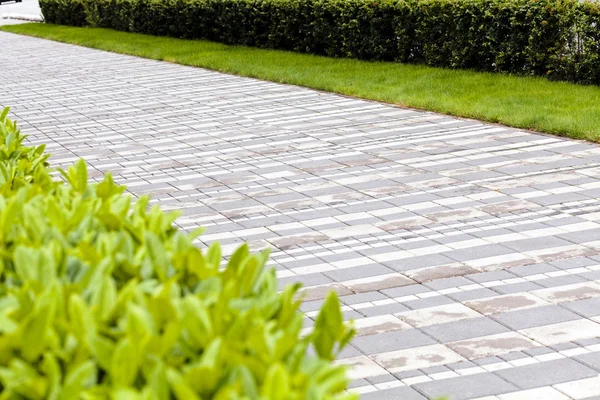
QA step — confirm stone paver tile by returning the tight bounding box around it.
[403,294,456,310]
[465,293,550,315]
[447,332,539,359]
[353,328,436,355]
[533,282,600,304]
[353,315,412,336]
[519,319,600,346]
[373,344,465,373]
[414,373,519,400]
[397,303,482,328]
[361,386,427,400]
[554,376,600,399]
[562,298,600,317]
[421,316,509,343]
[495,358,598,390]
[491,304,581,330]
[574,351,600,372]
[335,355,389,380]
[497,387,570,400]
[360,302,411,317]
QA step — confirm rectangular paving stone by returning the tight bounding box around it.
[562,298,600,317]
[402,294,456,310]
[443,244,515,262]
[496,358,598,390]
[554,376,600,399]
[448,332,538,359]
[424,276,474,290]
[498,387,572,400]
[381,284,430,298]
[361,386,427,400]
[575,351,600,372]
[340,291,388,305]
[467,270,519,283]
[360,302,411,317]
[421,316,510,343]
[533,282,600,304]
[399,303,481,328]
[324,263,394,282]
[466,293,549,315]
[536,274,588,288]
[519,319,600,346]
[503,237,574,252]
[448,287,499,302]
[508,263,560,276]
[494,281,545,295]
[413,373,518,400]
[491,304,581,330]
[374,344,465,373]
[352,328,436,355]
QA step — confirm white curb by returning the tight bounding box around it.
[1,13,43,22]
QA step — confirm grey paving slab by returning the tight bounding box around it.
[495,358,598,389]
[362,386,427,400]
[562,298,600,317]
[352,329,436,354]
[421,317,509,342]
[414,373,519,400]
[575,351,600,371]
[492,304,581,330]
[3,31,600,399]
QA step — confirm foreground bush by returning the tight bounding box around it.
[0,108,356,399]
[39,0,600,85]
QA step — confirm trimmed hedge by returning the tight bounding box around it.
[39,0,600,85]
[0,107,356,399]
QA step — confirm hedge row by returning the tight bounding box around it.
[0,107,356,399]
[40,0,600,85]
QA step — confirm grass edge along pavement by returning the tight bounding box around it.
[0,107,356,399]
[3,23,600,143]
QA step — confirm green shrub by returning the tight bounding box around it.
[38,0,600,85]
[0,107,356,399]
[39,0,87,27]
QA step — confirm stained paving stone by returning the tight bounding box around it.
[4,31,600,398]
[447,332,538,359]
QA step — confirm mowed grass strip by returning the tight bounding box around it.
[3,23,600,141]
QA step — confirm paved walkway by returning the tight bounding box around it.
[3,32,600,399]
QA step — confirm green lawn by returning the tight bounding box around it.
[3,23,600,141]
